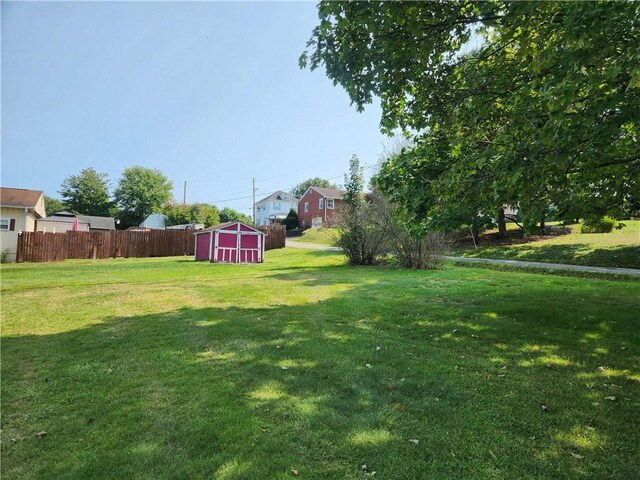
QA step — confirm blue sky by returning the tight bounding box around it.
[1,1,389,215]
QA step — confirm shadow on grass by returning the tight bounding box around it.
[464,243,640,269]
[2,270,639,479]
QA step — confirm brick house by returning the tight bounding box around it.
[297,187,344,228]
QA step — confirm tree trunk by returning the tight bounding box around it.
[540,216,546,235]
[470,226,479,248]
[497,208,507,238]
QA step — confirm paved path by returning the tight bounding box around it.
[442,256,640,277]
[287,240,340,251]
[286,240,640,276]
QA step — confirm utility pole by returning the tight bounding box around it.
[183,181,187,205]
[252,177,256,225]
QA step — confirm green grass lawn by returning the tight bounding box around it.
[456,220,640,269]
[2,250,639,479]
[292,227,338,246]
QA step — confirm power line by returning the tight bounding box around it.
[205,144,380,203]
[256,141,381,184]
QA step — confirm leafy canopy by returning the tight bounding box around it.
[302,1,640,228]
[343,155,364,207]
[164,203,220,228]
[114,166,173,228]
[59,168,112,217]
[44,196,66,216]
[219,207,252,225]
[292,177,338,199]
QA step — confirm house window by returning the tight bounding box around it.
[304,202,309,213]
[0,219,10,231]
[326,198,335,209]
[319,198,324,210]
[274,202,281,211]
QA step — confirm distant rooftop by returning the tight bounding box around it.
[309,187,344,199]
[256,190,296,204]
[0,187,46,217]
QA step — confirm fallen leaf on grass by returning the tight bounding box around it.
[570,452,584,460]
[35,431,47,438]
[365,363,373,368]
[541,404,548,411]
[394,403,402,410]
[292,468,299,476]
[281,366,289,370]
[361,464,368,471]
[408,439,419,445]
[605,396,616,401]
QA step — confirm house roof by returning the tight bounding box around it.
[195,221,263,234]
[38,212,115,230]
[140,213,168,229]
[77,215,116,230]
[0,187,46,217]
[256,190,296,204]
[307,187,344,199]
[39,215,89,225]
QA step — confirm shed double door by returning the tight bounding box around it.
[215,230,238,263]
[214,230,261,263]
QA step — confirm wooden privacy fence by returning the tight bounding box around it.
[256,224,286,250]
[16,230,195,263]
[16,225,286,263]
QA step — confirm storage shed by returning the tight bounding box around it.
[194,222,264,263]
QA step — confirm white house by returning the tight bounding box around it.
[254,191,298,226]
[0,187,46,262]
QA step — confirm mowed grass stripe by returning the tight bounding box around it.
[1,249,638,479]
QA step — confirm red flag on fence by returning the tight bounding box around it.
[71,217,79,232]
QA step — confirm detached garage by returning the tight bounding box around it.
[194,222,264,263]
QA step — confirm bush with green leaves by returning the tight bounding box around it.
[334,197,389,266]
[282,209,298,230]
[581,217,616,234]
[163,203,220,228]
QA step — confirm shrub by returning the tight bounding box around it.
[282,209,298,230]
[334,192,390,266]
[390,231,450,269]
[581,216,616,233]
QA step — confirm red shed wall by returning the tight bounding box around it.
[195,232,211,260]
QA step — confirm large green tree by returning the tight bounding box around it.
[44,196,66,216]
[59,168,112,216]
[302,1,640,228]
[219,207,252,224]
[291,177,338,198]
[164,203,220,228]
[114,166,173,228]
